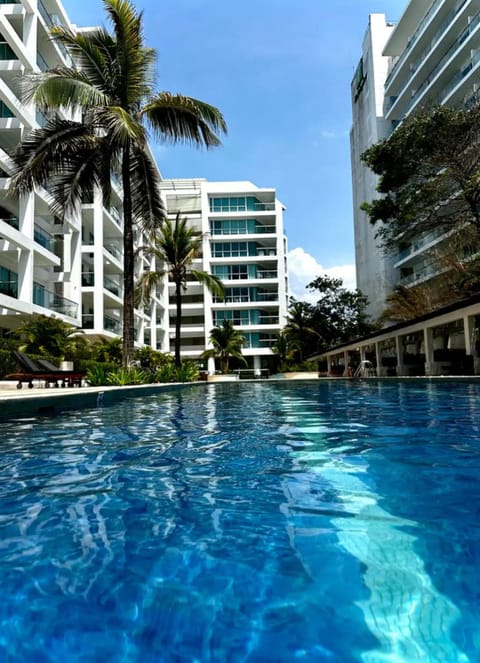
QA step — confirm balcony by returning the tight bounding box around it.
[256,270,278,279]
[104,276,122,297]
[0,42,16,60]
[104,243,122,260]
[0,216,19,230]
[104,315,121,335]
[259,315,279,325]
[33,283,78,317]
[385,0,450,89]
[34,227,55,252]
[386,6,479,118]
[0,278,17,298]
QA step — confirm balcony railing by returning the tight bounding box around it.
[106,205,123,227]
[0,42,16,60]
[1,216,19,230]
[34,227,55,252]
[33,284,78,317]
[385,0,444,87]
[104,276,122,297]
[104,243,122,260]
[256,270,278,279]
[82,271,95,287]
[410,10,480,113]
[259,315,279,324]
[0,279,18,298]
[104,315,121,334]
[82,313,94,329]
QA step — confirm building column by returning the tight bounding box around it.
[343,350,349,376]
[93,191,104,331]
[395,336,404,376]
[327,355,332,375]
[375,342,381,377]
[18,194,34,304]
[423,326,434,376]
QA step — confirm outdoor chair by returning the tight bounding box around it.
[6,351,84,389]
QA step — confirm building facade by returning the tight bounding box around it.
[159,179,289,373]
[351,0,480,319]
[0,1,289,371]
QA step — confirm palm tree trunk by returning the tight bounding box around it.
[122,145,135,368]
[174,279,182,367]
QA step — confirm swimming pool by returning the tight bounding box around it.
[0,380,478,662]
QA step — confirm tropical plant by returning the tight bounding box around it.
[136,212,225,366]
[272,331,297,371]
[85,363,113,386]
[92,337,123,365]
[174,361,199,383]
[134,345,171,371]
[283,299,319,362]
[106,366,148,385]
[14,314,82,360]
[202,319,247,374]
[8,0,227,367]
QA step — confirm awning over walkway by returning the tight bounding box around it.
[312,294,480,377]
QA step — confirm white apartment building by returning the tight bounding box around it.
[159,179,289,373]
[0,0,82,334]
[350,13,396,320]
[0,2,289,370]
[0,0,165,347]
[351,0,480,319]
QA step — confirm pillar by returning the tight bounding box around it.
[423,327,434,376]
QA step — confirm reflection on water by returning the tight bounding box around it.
[0,380,478,662]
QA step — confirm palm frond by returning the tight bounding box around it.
[23,70,110,111]
[8,118,97,197]
[129,145,166,232]
[191,270,225,299]
[143,93,227,147]
[50,27,116,95]
[103,0,154,106]
[135,269,165,305]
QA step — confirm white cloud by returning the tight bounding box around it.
[287,247,356,303]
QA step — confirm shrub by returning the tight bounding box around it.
[106,367,149,386]
[175,362,199,382]
[85,364,114,386]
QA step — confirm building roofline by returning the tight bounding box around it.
[312,292,480,358]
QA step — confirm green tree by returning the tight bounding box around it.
[361,104,480,253]
[284,299,319,362]
[307,275,375,352]
[9,0,226,367]
[272,331,297,371]
[136,213,225,366]
[14,314,82,360]
[202,320,246,374]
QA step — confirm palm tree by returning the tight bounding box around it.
[202,320,247,374]
[136,213,225,366]
[15,314,82,360]
[8,0,226,367]
[284,299,319,363]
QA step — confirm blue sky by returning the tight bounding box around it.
[61,0,407,299]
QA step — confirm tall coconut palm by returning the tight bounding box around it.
[202,319,247,374]
[8,0,226,367]
[136,212,225,367]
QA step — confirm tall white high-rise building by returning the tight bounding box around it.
[159,179,289,372]
[351,0,480,319]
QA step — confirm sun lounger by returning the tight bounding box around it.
[6,351,84,389]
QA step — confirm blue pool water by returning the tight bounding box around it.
[0,380,479,662]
